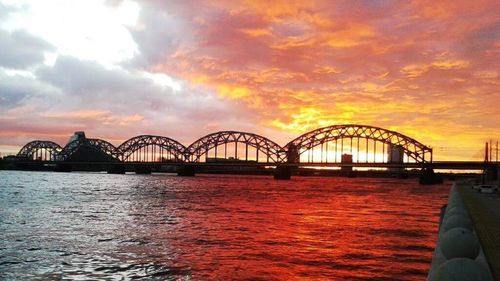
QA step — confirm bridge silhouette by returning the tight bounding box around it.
[17,125,432,163]
[11,124,496,182]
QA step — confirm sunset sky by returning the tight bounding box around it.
[0,0,498,160]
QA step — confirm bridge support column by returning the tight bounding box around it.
[177,165,195,177]
[54,163,72,172]
[135,165,152,174]
[419,168,443,185]
[107,163,125,174]
[485,164,498,181]
[274,166,292,180]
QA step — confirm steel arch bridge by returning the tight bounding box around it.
[58,138,121,161]
[118,135,187,162]
[14,124,433,165]
[185,131,286,163]
[17,140,63,161]
[285,124,432,163]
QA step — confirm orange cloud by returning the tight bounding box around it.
[240,28,271,37]
[2,0,499,160]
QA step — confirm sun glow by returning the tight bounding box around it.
[1,0,140,67]
[300,148,394,164]
[0,1,498,160]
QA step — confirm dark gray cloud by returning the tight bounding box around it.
[0,72,33,108]
[30,55,258,140]
[0,30,55,69]
[0,69,59,110]
[127,2,193,68]
[35,56,189,115]
[37,56,147,96]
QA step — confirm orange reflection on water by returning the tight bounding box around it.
[0,172,452,280]
[135,175,450,280]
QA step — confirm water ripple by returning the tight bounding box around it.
[0,171,449,280]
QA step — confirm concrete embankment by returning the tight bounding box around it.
[427,182,496,281]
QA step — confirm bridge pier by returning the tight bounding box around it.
[397,172,409,179]
[274,166,292,180]
[177,165,195,177]
[484,164,498,181]
[134,165,152,174]
[419,167,443,185]
[107,163,125,174]
[54,163,72,172]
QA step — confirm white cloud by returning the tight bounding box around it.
[0,0,140,67]
[141,72,182,91]
[0,0,266,149]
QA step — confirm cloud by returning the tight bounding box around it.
[0,0,499,160]
[462,22,500,60]
[0,69,55,109]
[34,55,244,121]
[0,54,262,148]
[128,0,499,159]
[0,29,54,69]
[127,1,195,68]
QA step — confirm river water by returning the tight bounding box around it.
[0,171,450,280]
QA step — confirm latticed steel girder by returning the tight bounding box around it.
[118,135,187,161]
[57,138,121,161]
[285,124,432,163]
[17,140,62,160]
[16,125,432,164]
[185,131,286,163]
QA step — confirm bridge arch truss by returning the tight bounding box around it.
[118,135,187,162]
[285,124,432,164]
[185,131,286,163]
[17,140,63,161]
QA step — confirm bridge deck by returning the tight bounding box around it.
[10,160,490,170]
[458,183,500,279]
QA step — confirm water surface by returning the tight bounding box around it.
[0,171,450,280]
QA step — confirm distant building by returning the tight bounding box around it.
[2,155,18,162]
[341,153,353,171]
[206,157,256,163]
[388,144,404,163]
[286,144,300,163]
[67,131,86,145]
[388,144,405,172]
[56,131,119,162]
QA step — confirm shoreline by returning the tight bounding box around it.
[427,180,498,280]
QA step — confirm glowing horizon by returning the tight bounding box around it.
[0,0,498,160]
